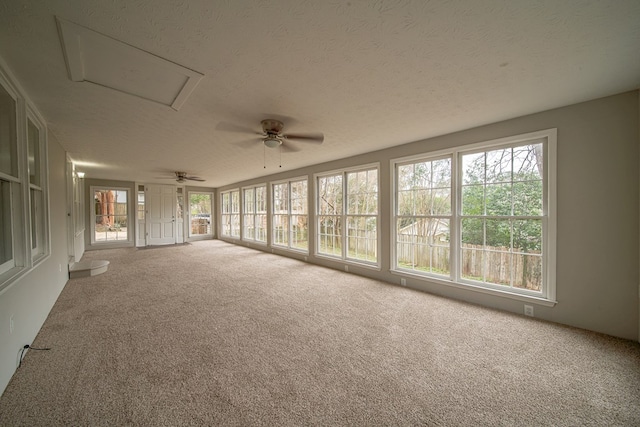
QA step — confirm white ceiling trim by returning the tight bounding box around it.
[55,16,203,111]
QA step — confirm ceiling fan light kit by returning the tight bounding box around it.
[263,137,281,148]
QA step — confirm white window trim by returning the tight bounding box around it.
[89,186,134,247]
[314,163,381,269]
[26,105,50,263]
[390,129,557,305]
[270,176,309,254]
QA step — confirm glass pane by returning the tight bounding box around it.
[514,254,542,291]
[432,158,451,188]
[243,214,254,240]
[318,215,341,256]
[190,193,212,236]
[291,182,307,215]
[30,188,37,249]
[291,215,308,250]
[0,84,17,176]
[231,191,240,213]
[27,119,40,186]
[462,152,484,185]
[397,164,414,191]
[397,189,414,216]
[461,248,483,281]
[485,148,512,184]
[176,195,183,220]
[513,180,543,216]
[272,214,289,246]
[0,180,12,266]
[256,214,267,242]
[485,183,512,216]
[432,188,451,215]
[483,250,512,286]
[485,219,511,249]
[413,188,431,216]
[256,186,267,213]
[231,214,240,237]
[461,185,484,216]
[318,175,342,215]
[513,219,542,254]
[94,189,128,242]
[273,183,289,214]
[513,143,543,179]
[244,188,255,213]
[347,216,377,262]
[461,218,483,246]
[137,192,145,220]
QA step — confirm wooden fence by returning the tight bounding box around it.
[397,236,542,290]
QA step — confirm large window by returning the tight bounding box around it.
[189,192,213,237]
[92,188,129,243]
[221,189,240,238]
[317,165,379,265]
[396,157,451,275]
[272,178,308,251]
[0,79,19,276]
[1,70,49,289]
[393,129,556,301]
[243,185,267,243]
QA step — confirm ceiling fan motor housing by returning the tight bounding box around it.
[261,119,284,134]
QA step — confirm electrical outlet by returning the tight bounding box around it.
[59,264,62,272]
[401,278,407,286]
[344,265,349,272]
[524,305,534,317]
[10,315,14,334]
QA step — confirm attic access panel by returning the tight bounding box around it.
[56,17,203,111]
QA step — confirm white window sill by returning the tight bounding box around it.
[390,269,557,307]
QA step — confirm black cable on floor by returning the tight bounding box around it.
[18,344,51,368]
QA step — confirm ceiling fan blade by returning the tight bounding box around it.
[186,176,205,181]
[232,138,261,149]
[216,121,262,135]
[283,132,324,144]
[280,143,301,153]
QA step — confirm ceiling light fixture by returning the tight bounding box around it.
[263,137,281,148]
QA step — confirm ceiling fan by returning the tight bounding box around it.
[219,119,324,152]
[173,171,205,183]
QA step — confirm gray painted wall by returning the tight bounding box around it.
[219,91,640,341]
[0,133,70,395]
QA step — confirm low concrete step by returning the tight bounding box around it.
[69,260,110,278]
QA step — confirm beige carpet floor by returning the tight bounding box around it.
[0,240,639,426]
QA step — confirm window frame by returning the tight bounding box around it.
[26,106,49,262]
[391,129,557,305]
[0,65,51,291]
[220,189,240,239]
[271,176,309,253]
[315,163,381,269]
[242,184,267,244]
[0,77,21,279]
[188,191,213,239]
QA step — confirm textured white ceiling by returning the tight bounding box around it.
[1,0,639,187]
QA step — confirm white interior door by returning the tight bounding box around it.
[146,184,176,246]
